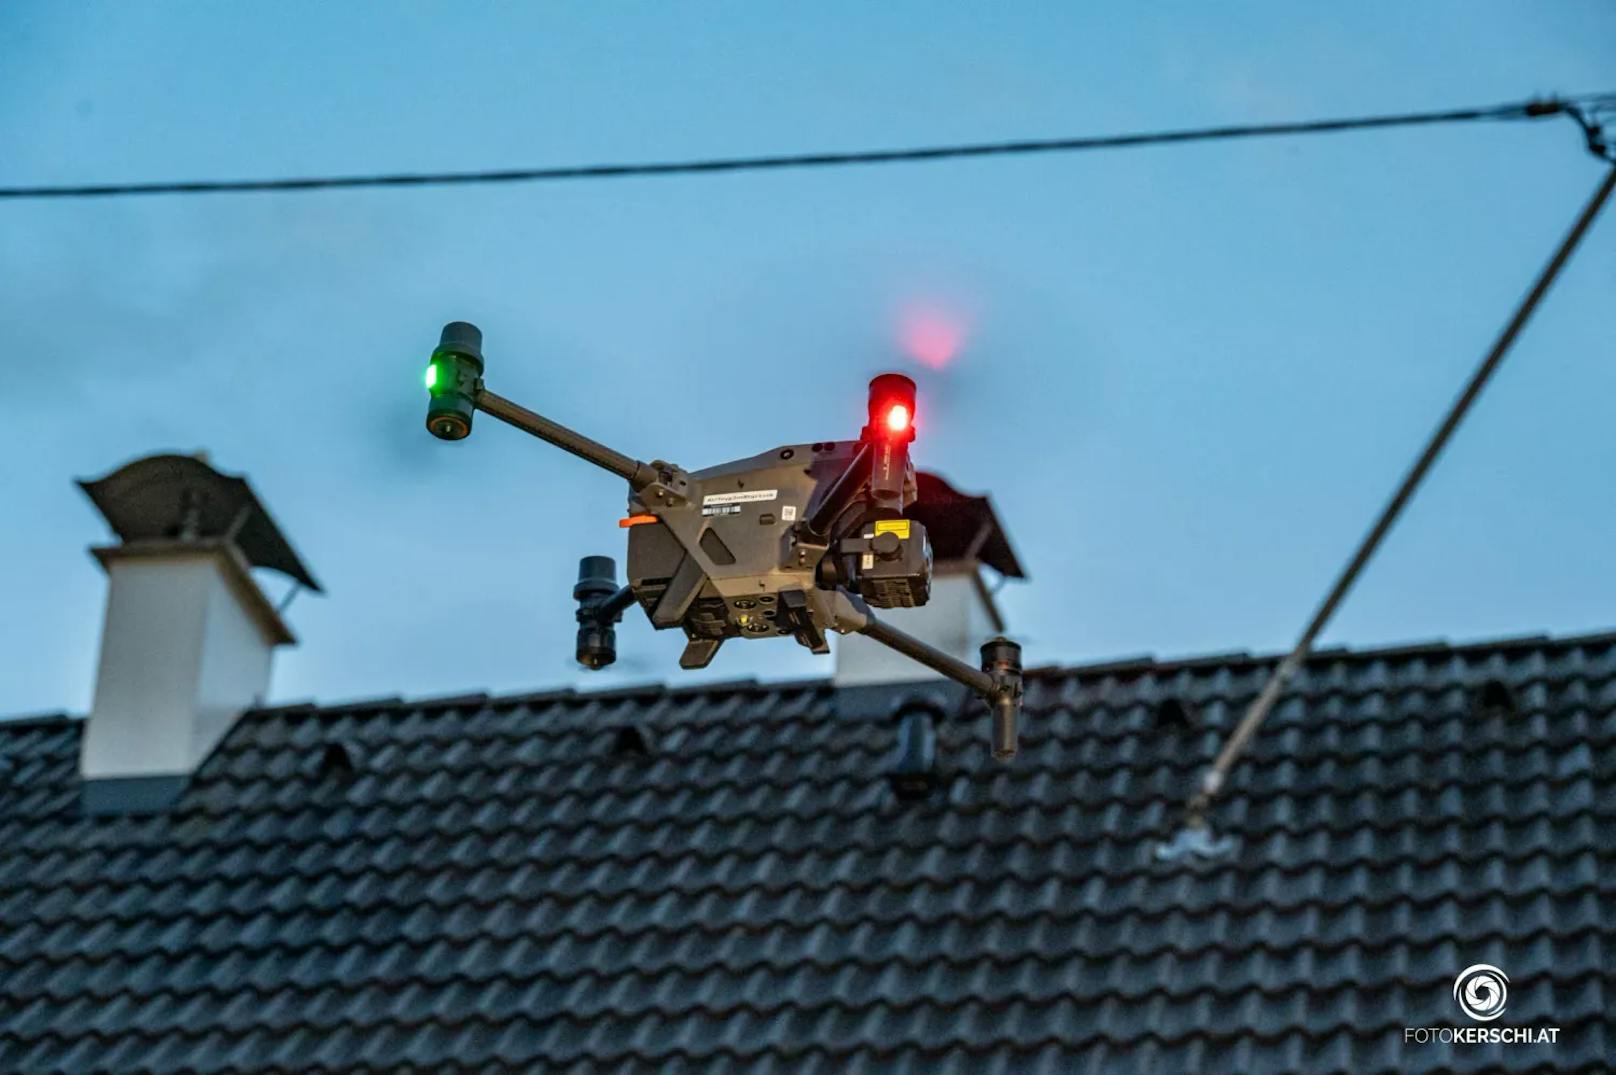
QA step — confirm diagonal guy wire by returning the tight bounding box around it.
[1181,162,1616,832]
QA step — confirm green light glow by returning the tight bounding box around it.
[425,362,438,390]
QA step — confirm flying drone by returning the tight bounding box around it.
[423,321,1023,758]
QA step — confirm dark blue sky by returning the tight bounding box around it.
[3,4,1613,717]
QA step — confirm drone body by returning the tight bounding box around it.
[614,436,931,670]
[424,321,1024,758]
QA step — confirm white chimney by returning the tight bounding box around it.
[834,472,1023,686]
[77,453,320,813]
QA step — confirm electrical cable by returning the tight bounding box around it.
[1178,162,1616,836]
[0,95,1605,201]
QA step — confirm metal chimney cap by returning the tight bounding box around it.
[909,471,1026,580]
[77,453,322,593]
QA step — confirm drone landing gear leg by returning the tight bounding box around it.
[651,557,705,629]
[832,593,1025,760]
[679,638,723,670]
[780,590,830,654]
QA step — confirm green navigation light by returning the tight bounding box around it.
[424,321,482,440]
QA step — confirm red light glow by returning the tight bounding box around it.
[898,305,967,370]
[885,403,911,434]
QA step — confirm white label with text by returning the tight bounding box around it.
[701,489,778,507]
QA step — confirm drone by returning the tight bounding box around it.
[423,321,1023,759]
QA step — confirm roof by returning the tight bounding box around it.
[1,630,1612,1073]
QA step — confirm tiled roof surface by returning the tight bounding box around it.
[0,631,1612,1073]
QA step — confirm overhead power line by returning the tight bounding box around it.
[1,94,1610,201]
[1169,161,1616,849]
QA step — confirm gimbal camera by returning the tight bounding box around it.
[424,321,1024,759]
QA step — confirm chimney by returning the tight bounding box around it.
[834,471,1024,686]
[76,453,321,814]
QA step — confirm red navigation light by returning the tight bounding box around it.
[866,373,918,444]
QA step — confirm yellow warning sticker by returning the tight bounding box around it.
[873,519,911,539]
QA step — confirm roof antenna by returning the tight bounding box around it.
[1159,161,1616,862]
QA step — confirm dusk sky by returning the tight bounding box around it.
[3,4,1613,718]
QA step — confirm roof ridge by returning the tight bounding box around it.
[214,625,1616,724]
[1064,625,1616,679]
[10,627,1601,730]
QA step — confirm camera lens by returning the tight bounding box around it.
[428,413,470,440]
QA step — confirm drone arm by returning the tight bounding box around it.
[476,388,655,489]
[832,592,1025,760]
[857,613,994,695]
[595,584,639,622]
[427,324,686,499]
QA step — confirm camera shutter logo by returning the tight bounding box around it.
[1453,964,1508,1021]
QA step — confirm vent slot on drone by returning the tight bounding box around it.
[699,528,736,566]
